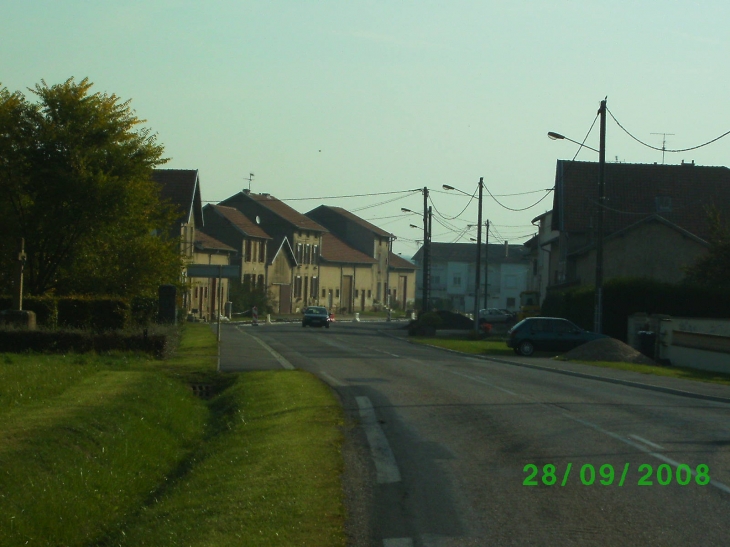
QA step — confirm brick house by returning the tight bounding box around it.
[536,160,730,291]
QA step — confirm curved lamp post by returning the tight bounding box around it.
[549,98,607,333]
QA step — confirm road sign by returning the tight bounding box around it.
[186,264,240,279]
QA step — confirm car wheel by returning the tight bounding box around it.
[518,340,535,356]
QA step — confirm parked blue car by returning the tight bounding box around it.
[506,317,607,356]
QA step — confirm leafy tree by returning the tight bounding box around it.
[684,207,730,291]
[228,281,274,315]
[0,78,180,297]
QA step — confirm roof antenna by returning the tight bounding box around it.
[244,172,254,192]
[650,133,675,164]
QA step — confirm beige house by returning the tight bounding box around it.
[219,190,327,313]
[190,231,236,320]
[306,205,416,310]
[319,232,378,314]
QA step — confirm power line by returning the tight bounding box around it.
[484,186,554,212]
[607,107,730,153]
[200,188,420,204]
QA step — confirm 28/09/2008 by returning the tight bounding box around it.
[523,463,710,487]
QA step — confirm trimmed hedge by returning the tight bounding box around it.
[542,277,730,341]
[0,329,168,357]
[56,297,130,331]
[0,296,58,327]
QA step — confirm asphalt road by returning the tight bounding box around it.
[218,321,730,547]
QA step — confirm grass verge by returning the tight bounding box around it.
[561,358,730,386]
[0,324,346,547]
[410,337,515,356]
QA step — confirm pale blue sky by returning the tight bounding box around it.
[3,1,729,256]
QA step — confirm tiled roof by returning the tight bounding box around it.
[552,160,730,240]
[320,233,377,264]
[152,169,203,227]
[208,205,272,239]
[388,252,416,270]
[307,205,391,237]
[411,242,529,264]
[194,230,236,252]
[226,192,327,232]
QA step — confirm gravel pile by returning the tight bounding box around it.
[563,337,656,365]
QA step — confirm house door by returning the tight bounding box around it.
[327,289,333,311]
[278,284,291,314]
[342,276,353,314]
[360,291,365,311]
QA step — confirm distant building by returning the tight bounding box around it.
[411,242,530,313]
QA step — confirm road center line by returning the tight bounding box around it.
[356,396,402,484]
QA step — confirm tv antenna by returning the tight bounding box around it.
[651,133,675,164]
[245,172,254,192]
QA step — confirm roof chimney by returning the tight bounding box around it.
[243,188,250,194]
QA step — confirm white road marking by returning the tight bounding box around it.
[374,348,400,358]
[320,371,347,387]
[356,396,402,484]
[428,364,730,496]
[242,330,295,370]
[383,538,413,547]
[629,434,665,451]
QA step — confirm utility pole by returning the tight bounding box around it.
[483,220,490,309]
[422,186,431,313]
[473,178,483,335]
[594,98,607,334]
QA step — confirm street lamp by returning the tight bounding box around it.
[402,191,432,313]
[549,98,607,333]
[444,178,484,334]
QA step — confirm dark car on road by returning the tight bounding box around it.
[506,317,607,356]
[302,306,331,328]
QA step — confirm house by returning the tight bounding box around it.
[537,160,730,291]
[318,232,378,314]
[411,242,531,313]
[523,210,559,305]
[306,205,417,311]
[190,231,236,320]
[152,169,205,315]
[152,169,203,260]
[201,204,273,293]
[219,190,328,312]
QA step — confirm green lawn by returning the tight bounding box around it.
[0,324,346,547]
[559,358,730,386]
[410,337,515,356]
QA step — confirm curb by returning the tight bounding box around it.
[380,330,730,406]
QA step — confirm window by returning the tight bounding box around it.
[312,245,319,264]
[355,289,359,298]
[244,240,252,262]
[296,243,303,263]
[243,274,251,289]
[258,240,266,262]
[336,289,340,298]
[367,290,371,298]
[257,274,264,287]
[305,244,311,264]
[194,286,198,298]
[322,288,326,298]
[453,275,461,287]
[311,276,318,298]
[294,276,302,298]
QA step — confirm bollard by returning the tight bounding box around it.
[387,308,392,322]
[266,313,272,324]
[252,306,259,326]
[354,312,360,322]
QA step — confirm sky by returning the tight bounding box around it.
[3,1,730,257]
